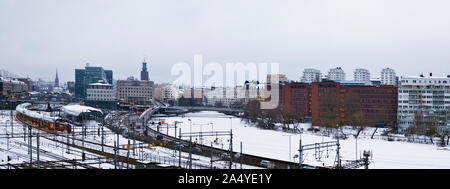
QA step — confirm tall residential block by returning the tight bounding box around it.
[354,68,370,82]
[328,67,346,82]
[397,74,450,132]
[301,68,321,83]
[381,68,396,86]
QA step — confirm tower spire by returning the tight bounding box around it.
[55,68,59,87]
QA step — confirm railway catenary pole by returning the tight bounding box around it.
[179,127,181,168]
[37,132,40,169]
[299,137,302,169]
[337,132,341,169]
[240,141,242,169]
[229,129,233,169]
[133,122,135,156]
[189,119,192,169]
[116,132,119,168]
[114,141,117,169]
[6,120,8,151]
[81,112,85,161]
[211,141,213,169]
[28,126,32,168]
[127,139,130,169]
[101,123,104,152]
[9,101,13,137]
[23,115,26,142]
[66,129,70,154]
[72,125,75,145]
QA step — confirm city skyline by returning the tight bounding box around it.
[2,0,450,84]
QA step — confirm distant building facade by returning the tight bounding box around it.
[67,81,75,94]
[354,68,370,83]
[0,77,29,97]
[85,83,117,109]
[117,79,154,105]
[280,80,398,127]
[75,63,113,100]
[381,68,396,86]
[301,68,321,83]
[328,67,346,82]
[397,74,450,132]
[266,74,287,84]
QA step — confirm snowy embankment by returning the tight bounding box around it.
[156,111,450,169]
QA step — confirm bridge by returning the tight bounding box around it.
[171,106,243,113]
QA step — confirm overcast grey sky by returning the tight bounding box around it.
[1,0,450,84]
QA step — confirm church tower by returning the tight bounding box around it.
[55,68,60,87]
[140,59,149,81]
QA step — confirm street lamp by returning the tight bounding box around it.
[283,134,294,163]
[293,154,299,169]
[188,119,192,169]
[354,134,358,160]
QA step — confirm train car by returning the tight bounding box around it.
[16,103,72,133]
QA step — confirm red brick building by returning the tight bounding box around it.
[281,81,397,127]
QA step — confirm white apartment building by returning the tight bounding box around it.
[301,68,321,83]
[328,67,346,82]
[397,74,450,132]
[204,86,245,107]
[381,68,396,86]
[160,85,179,103]
[267,74,287,83]
[203,80,266,107]
[354,68,370,82]
[86,83,116,101]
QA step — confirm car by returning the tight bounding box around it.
[260,160,275,169]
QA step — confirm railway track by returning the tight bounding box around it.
[0,136,98,169]
[113,111,320,169]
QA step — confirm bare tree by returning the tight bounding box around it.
[343,91,367,138]
[318,90,339,134]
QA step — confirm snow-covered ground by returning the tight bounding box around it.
[155,111,450,169]
[0,110,259,169]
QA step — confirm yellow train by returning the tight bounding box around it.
[16,103,72,133]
